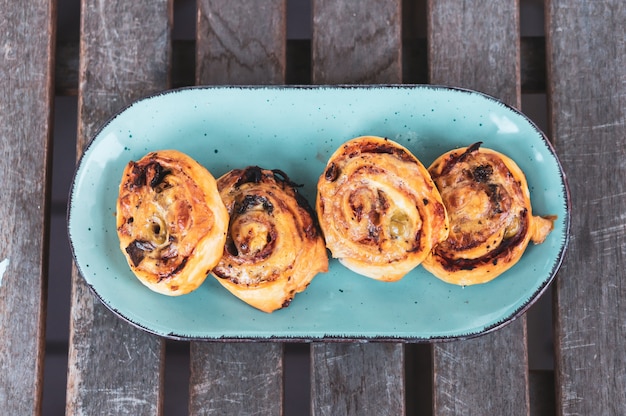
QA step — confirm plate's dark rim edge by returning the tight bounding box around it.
[66,83,572,343]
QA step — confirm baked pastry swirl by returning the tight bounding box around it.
[316,136,449,281]
[116,150,228,295]
[211,166,328,313]
[422,142,556,285]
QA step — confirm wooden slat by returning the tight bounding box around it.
[195,0,286,85]
[312,0,402,84]
[189,1,286,415]
[427,1,530,415]
[189,343,284,415]
[311,343,405,415]
[65,1,171,414]
[311,1,405,415]
[546,0,626,414]
[0,1,54,414]
[55,38,548,96]
[428,0,521,107]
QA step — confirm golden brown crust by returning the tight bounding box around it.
[116,150,228,295]
[210,166,328,313]
[422,142,555,285]
[316,136,449,281]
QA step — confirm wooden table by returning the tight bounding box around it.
[1,0,624,414]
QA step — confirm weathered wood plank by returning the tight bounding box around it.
[312,0,402,84]
[431,321,529,415]
[65,1,171,414]
[0,1,54,414]
[189,343,284,415]
[196,0,286,85]
[311,1,405,415]
[311,343,405,415]
[428,0,521,107]
[55,37,547,95]
[427,1,530,415]
[546,0,626,414]
[189,1,286,415]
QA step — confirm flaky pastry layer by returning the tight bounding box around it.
[316,136,449,281]
[211,166,328,313]
[422,142,555,285]
[116,150,228,295]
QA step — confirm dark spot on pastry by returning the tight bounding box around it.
[463,141,483,157]
[367,224,380,240]
[234,166,264,187]
[325,163,339,181]
[423,198,429,206]
[407,232,422,253]
[160,257,188,281]
[271,168,302,189]
[125,239,155,267]
[487,184,503,213]
[440,142,483,176]
[472,164,493,183]
[362,142,415,163]
[225,238,239,256]
[129,161,147,188]
[377,190,389,211]
[236,195,274,214]
[352,203,364,222]
[147,162,171,189]
[212,268,228,279]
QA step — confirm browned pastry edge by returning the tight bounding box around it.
[211,166,328,313]
[116,150,228,295]
[423,142,555,285]
[316,136,449,281]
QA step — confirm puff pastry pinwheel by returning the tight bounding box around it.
[422,142,556,286]
[116,150,228,296]
[210,166,328,313]
[316,136,450,282]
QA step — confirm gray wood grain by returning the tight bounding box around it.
[311,343,405,416]
[428,0,520,108]
[312,0,402,84]
[65,1,171,414]
[189,343,284,416]
[311,1,405,415]
[196,0,286,85]
[190,1,286,415]
[0,1,54,414]
[431,320,529,415]
[427,1,530,415]
[546,0,626,414]
[55,37,549,96]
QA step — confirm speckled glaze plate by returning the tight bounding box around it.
[68,85,570,341]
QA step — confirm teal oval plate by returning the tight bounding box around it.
[68,85,570,341]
